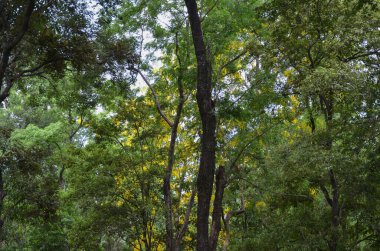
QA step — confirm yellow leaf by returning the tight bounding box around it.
[255,201,266,210]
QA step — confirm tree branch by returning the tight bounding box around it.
[216,50,248,80]
[0,0,36,101]
[0,80,13,103]
[320,184,333,207]
[134,69,173,127]
[176,188,196,242]
[339,49,380,62]
[19,58,62,76]
[200,0,220,22]
[222,194,245,251]
[227,128,269,172]
[6,0,36,51]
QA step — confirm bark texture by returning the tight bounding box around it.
[184,0,217,250]
[210,167,225,251]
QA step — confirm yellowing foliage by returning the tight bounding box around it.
[281,130,293,144]
[121,137,133,147]
[309,187,318,199]
[255,200,266,210]
[290,95,300,110]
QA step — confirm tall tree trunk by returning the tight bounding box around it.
[184,0,217,250]
[163,72,185,251]
[135,49,189,250]
[329,169,340,251]
[320,170,340,251]
[0,168,4,242]
[210,166,225,251]
[319,91,340,250]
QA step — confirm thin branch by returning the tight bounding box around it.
[69,111,85,141]
[175,32,182,68]
[340,49,380,62]
[320,184,333,207]
[19,58,61,76]
[222,194,245,251]
[353,234,377,248]
[216,50,248,80]
[200,0,220,22]
[224,194,245,223]
[227,128,268,171]
[307,45,315,68]
[134,69,173,127]
[176,188,196,242]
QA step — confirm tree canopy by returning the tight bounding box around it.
[0,0,379,250]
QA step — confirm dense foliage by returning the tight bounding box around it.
[0,0,379,250]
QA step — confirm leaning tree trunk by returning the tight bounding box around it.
[319,90,340,251]
[163,72,185,251]
[184,0,217,250]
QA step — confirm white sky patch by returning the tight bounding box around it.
[131,12,172,96]
[87,2,170,99]
[95,104,104,114]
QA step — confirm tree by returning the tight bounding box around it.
[0,0,97,103]
[224,0,380,250]
[184,1,220,250]
[0,0,379,250]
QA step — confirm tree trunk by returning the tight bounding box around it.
[320,169,340,251]
[0,168,4,242]
[163,73,185,251]
[210,167,225,251]
[174,189,196,251]
[328,169,339,251]
[137,46,189,250]
[319,91,340,250]
[184,0,217,250]
[222,193,245,251]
